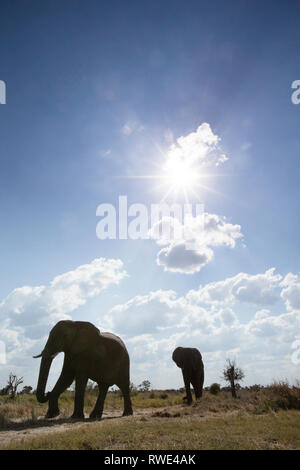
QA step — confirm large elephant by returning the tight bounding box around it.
[172,347,204,405]
[33,320,133,419]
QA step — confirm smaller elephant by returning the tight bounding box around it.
[172,347,204,405]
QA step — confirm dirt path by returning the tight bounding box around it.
[0,407,180,446]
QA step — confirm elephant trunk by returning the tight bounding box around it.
[35,353,53,403]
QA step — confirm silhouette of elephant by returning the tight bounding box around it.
[33,320,133,419]
[172,346,204,404]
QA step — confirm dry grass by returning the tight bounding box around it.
[1,408,300,450]
[0,382,299,450]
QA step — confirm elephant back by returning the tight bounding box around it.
[100,332,129,355]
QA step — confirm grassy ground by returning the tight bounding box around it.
[0,384,300,450]
[2,409,299,450]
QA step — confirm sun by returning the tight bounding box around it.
[117,150,216,203]
[164,158,198,190]
[160,155,203,201]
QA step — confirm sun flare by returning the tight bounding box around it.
[164,158,198,191]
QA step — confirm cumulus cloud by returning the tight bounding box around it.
[217,307,239,327]
[187,268,282,306]
[104,268,300,387]
[280,273,300,311]
[246,311,300,341]
[0,258,127,361]
[2,260,299,388]
[164,122,228,171]
[254,309,270,319]
[101,290,188,336]
[157,243,214,274]
[152,212,243,274]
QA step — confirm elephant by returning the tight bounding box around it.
[33,320,133,419]
[172,347,204,405]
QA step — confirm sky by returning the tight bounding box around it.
[0,0,300,392]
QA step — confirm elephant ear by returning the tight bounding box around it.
[173,347,184,367]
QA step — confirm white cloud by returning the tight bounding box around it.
[150,123,242,275]
[165,122,228,170]
[102,268,300,387]
[152,212,243,274]
[157,243,214,274]
[102,290,187,336]
[280,273,300,311]
[217,307,239,327]
[187,268,282,306]
[2,261,300,389]
[246,311,300,342]
[0,258,127,361]
[107,271,300,387]
[254,309,270,319]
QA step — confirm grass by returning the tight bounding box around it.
[0,382,300,450]
[1,409,300,450]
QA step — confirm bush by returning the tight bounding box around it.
[209,383,221,395]
[159,393,168,399]
[262,381,300,411]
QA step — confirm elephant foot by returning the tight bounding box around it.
[89,412,103,420]
[45,409,60,419]
[71,413,85,420]
[122,409,133,416]
[183,396,192,405]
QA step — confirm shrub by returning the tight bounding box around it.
[209,383,221,395]
[159,393,168,399]
[263,381,300,410]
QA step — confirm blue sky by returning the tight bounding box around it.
[0,0,300,391]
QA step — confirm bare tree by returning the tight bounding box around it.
[222,359,244,398]
[7,373,23,398]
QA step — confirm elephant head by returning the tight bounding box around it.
[172,347,186,368]
[172,346,202,370]
[33,320,97,403]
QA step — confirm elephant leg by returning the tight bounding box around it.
[191,378,201,399]
[89,383,109,420]
[118,380,133,416]
[191,371,203,399]
[183,370,193,405]
[199,368,204,397]
[46,368,74,418]
[71,374,88,419]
